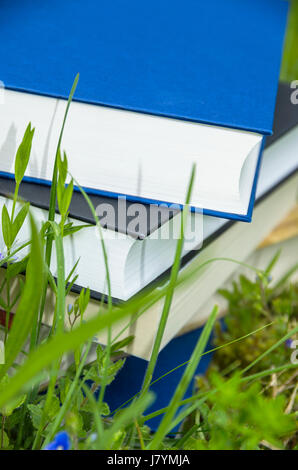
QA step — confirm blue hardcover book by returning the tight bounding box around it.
[0,0,288,221]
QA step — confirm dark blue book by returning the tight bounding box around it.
[0,0,288,221]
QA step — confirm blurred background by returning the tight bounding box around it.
[281,0,298,80]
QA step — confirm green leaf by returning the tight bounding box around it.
[63,223,93,237]
[78,287,90,318]
[264,250,281,277]
[111,335,134,353]
[0,213,44,379]
[59,377,72,404]
[101,402,110,416]
[57,150,68,184]
[0,375,26,417]
[27,403,43,430]
[59,179,74,217]
[14,123,35,185]
[65,409,85,437]
[2,204,12,248]
[198,373,295,450]
[56,151,73,218]
[47,396,61,421]
[47,221,65,334]
[57,178,64,216]
[6,255,29,279]
[11,203,30,245]
[81,399,110,416]
[42,221,92,239]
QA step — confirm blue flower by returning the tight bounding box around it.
[285,339,293,349]
[44,431,71,450]
[67,304,73,314]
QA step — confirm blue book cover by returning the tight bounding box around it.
[0,0,289,221]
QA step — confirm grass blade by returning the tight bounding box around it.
[242,324,298,374]
[37,74,79,341]
[140,164,196,398]
[47,74,79,235]
[148,305,218,449]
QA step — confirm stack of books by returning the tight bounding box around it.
[0,0,297,365]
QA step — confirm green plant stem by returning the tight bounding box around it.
[139,165,196,400]
[11,182,20,223]
[37,74,79,342]
[174,424,200,448]
[33,223,65,450]
[45,75,79,266]
[81,383,104,446]
[70,175,113,413]
[148,305,218,449]
[134,419,146,450]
